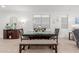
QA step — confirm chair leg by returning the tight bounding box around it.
[57,39,58,45]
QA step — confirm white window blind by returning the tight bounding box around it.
[33,15,50,29]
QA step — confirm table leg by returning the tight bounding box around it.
[23,45,25,50]
[19,44,22,53]
[49,46,51,49]
[28,45,30,49]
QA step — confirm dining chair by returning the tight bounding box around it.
[50,28,59,44]
[54,28,59,44]
[49,28,59,49]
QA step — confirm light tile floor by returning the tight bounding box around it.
[0,39,79,53]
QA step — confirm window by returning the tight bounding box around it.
[33,14,50,29]
[61,16,68,29]
[75,17,79,24]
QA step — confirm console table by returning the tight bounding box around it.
[3,29,20,39]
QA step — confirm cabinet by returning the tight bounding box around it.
[3,29,20,39]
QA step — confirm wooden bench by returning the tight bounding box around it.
[19,40,58,53]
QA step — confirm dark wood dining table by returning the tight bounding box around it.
[21,31,56,40]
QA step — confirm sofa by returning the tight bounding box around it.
[73,29,79,48]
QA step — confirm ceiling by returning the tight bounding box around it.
[0,5,79,12]
[0,5,79,14]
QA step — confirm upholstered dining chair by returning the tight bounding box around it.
[49,28,59,49]
[19,29,25,41]
[50,28,59,44]
[19,29,24,36]
[54,28,59,44]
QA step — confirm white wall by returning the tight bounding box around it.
[0,5,79,39]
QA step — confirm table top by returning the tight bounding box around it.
[23,31,55,36]
[20,40,57,44]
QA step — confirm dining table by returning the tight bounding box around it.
[21,31,56,41]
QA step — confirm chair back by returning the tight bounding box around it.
[55,28,59,36]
